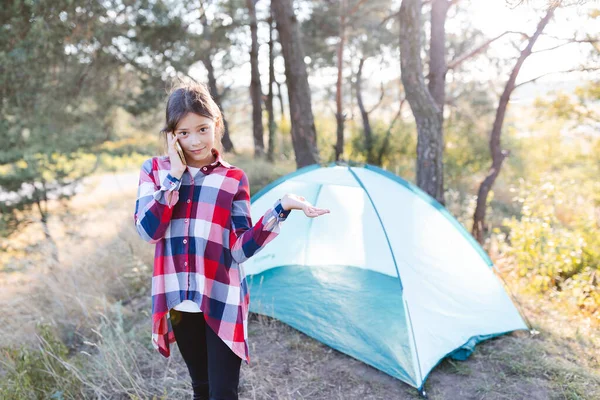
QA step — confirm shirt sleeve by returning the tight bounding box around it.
[133,158,182,244]
[229,171,291,264]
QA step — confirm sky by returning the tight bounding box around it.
[186,0,598,108]
[467,0,597,83]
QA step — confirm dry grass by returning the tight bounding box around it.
[1,154,599,399]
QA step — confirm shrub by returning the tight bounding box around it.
[498,175,600,317]
[0,323,82,399]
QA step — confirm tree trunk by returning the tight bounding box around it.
[247,0,265,158]
[399,0,445,205]
[199,4,234,153]
[472,6,556,244]
[335,0,346,161]
[203,56,235,153]
[276,80,285,121]
[266,12,277,162]
[428,0,450,111]
[35,198,59,264]
[377,104,404,166]
[355,57,374,164]
[272,0,320,168]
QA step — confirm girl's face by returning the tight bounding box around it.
[173,112,216,166]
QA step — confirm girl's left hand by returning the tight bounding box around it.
[281,193,330,218]
[302,203,331,218]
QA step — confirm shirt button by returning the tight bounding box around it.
[185,219,189,223]
[183,239,187,244]
[280,213,285,217]
[187,199,191,203]
[202,167,207,171]
[184,261,188,266]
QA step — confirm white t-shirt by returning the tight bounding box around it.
[187,166,201,176]
[173,165,203,313]
[174,300,201,312]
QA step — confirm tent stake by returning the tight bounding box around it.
[418,388,428,399]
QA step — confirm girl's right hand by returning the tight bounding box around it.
[167,133,186,179]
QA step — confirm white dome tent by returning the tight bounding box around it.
[244,161,528,394]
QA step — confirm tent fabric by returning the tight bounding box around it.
[243,163,528,390]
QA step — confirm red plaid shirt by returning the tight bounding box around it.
[133,148,290,362]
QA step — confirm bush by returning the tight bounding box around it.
[347,117,417,178]
[0,323,82,399]
[497,175,600,317]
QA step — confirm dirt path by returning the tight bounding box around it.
[241,315,555,400]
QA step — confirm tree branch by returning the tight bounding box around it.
[514,66,600,89]
[221,83,233,99]
[110,44,197,85]
[347,0,369,17]
[541,33,599,43]
[367,81,386,114]
[533,36,599,53]
[532,42,575,53]
[448,31,530,70]
[379,10,400,27]
[376,98,405,166]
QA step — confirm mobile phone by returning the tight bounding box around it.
[171,132,186,165]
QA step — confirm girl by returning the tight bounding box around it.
[133,82,330,400]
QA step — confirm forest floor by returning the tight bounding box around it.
[1,162,599,400]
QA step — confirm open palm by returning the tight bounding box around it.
[282,194,330,218]
[302,203,330,218]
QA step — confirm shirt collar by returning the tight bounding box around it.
[195,147,233,174]
[210,147,232,168]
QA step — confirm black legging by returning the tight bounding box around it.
[170,309,242,400]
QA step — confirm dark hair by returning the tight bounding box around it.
[160,81,224,153]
